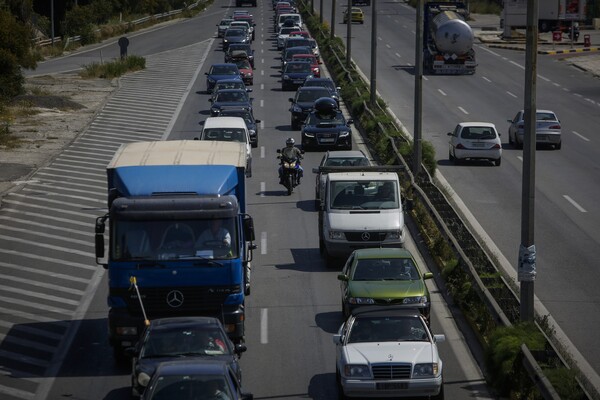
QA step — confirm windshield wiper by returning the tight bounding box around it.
[136,262,167,269]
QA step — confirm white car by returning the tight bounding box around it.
[199,116,252,177]
[507,109,562,149]
[334,308,445,400]
[277,26,302,50]
[312,150,370,207]
[447,122,502,166]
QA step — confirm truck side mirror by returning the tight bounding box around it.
[243,215,255,241]
[95,215,108,268]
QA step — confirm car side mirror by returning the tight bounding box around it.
[289,98,293,102]
[433,334,446,343]
[205,72,208,75]
[447,132,452,136]
[423,272,434,280]
[337,274,349,281]
[255,119,261,123]
[347,119,354,125]
[235,343,247,354]
[332,334,342,345]
[312,167,319,173]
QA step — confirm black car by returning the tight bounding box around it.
[222,28,249,51]
[225,43,255,68]
[209,88,253,116]
[218,107,261,148]
[128,317,247,398]
[288,86,333,129]
[141,359,253,400]
[281,61,314,91]
[281,46,312,70]
[282,37,313,54]
[302,77,341,104]
[301,97,353,150]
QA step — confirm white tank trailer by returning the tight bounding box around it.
[424,2,476,74]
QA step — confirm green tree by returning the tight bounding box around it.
[0,8,37,99]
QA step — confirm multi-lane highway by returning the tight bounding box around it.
[316,0,600,386]
[2,0,598,399]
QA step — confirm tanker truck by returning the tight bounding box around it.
[423,2,476,75]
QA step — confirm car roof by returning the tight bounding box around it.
[292,54,316,58]
[211,63,238,68]
[297,86,330,92]
[150,316,222,330]
[154,359,230,376]
[352,247,414,259]
[458,122,496,128]
[351,306,423,319]
[203,116,248,129]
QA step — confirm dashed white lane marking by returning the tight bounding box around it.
[482,76,492,82]
[517,156,523,162]
[260,146,265,158]
[260,182,265,197]
[261,83,264,90]
[260,308,268,344]
[438,89,447,96]
[386,44,391,48]
[538,75,550,82]
[260,99,264,107]
[458,106,469,115]
[572,131,590,141]
[506,91,518,98]
[395,52,401,58]
[510,60,525,70]
[260,232,267,255]
[563,195,587,213]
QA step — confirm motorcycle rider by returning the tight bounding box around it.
[278,137,304,185]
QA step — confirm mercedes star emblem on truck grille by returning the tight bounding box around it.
[361,232,371,241]
[166,290,184,308]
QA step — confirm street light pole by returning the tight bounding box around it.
[369,0,377,106]
[519,0,538,322]
[51,0,55,45]
[413,0,424,176]
[346,0,352,67]
[320,0,324,25]
[331,0,337,39]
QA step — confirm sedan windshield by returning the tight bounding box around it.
[348,316,428,343]
[210,65,238,75]
[296,89,330,102]
[352,258,418,281]
[148,375,233,400]
[215,91,249,102]
[141,326,232,357]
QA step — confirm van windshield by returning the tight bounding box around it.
[330,180,398,210]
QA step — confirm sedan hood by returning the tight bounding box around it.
[344,342,435,365]
[348,279,426,298]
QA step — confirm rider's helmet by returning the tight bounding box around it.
[286,137,295,147]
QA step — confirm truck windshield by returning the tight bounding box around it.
[112,218,238,261]
[330,180,398,210]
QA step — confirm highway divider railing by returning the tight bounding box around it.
[297,0,595,398]
[33,1,205,48]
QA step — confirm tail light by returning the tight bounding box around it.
[456,143,466,149]
[549,124,561,130]
[518,123,524,129]
[492,143,502,149]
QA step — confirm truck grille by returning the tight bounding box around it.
[112,286,240,317]
[344,231,388,242]
[371,363,411,380]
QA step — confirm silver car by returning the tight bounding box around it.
[448,122,502,166]
[507,109,562,149]
[312,150,370,207]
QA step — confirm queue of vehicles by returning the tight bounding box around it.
[97,2,445,398]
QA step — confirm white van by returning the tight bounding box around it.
[277,13,302,30]
[200,116,252,177]
[318,167,407,264]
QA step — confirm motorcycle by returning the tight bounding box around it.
[277,149,303,195]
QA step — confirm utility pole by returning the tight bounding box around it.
[519,0,538,322]
[413,0,424,176]
[51,0,55,45]
[331,0,337,39]
[320,0,324,24]
[369,0,377,106]
[346,0,352,67]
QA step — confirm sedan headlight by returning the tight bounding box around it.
[223,39,229,43]
[292,105,302,113]
[245,72,252,77]
[211,108,220,115]
[283,74,290,80]
[339,130,350,137]
[249,129,256,137]
[402,295,428,305]
[413,363,438,377]
[115,326,138,335]
[138,372,152,387]
[344,364,371,378]
[348,297,375,305]
[303,131,314,138]
[329,230,344,240]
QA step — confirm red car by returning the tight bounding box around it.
[232,54,254,85]
[289,30,310,39]
[291,54,320,77]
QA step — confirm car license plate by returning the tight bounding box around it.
[537,134,548,140]
[293,80,304,84]
[320,138,335,143]
[471,142,487,147]
[376,382,408,390]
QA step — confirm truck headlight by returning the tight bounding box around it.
[329,230,344,240]
[402,295,427,305]
[387,230,402,240]
[348,297,375,305]
[413,363,438,377]
[344,364,371,378]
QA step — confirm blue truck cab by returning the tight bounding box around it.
[95,141,255,361]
